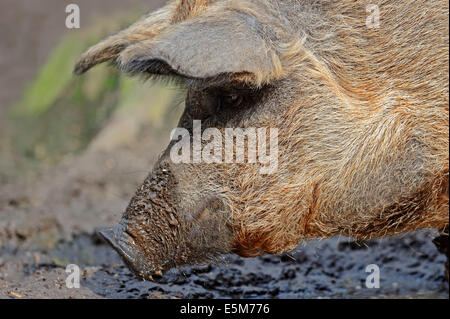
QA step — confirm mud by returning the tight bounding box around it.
[1,230,448,299]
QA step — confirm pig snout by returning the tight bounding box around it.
[98,161,234,280]
[99,223,162,281]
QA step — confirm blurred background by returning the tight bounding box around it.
[0,0,186,241]
[0,0,178,174]
[0,0,187,298]
[0,0,448,299]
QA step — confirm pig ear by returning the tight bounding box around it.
[74,5,175,75]
[118,12,282,85]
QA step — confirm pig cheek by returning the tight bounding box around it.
[184,204,234,260]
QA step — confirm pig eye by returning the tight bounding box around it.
[217,93,243,112]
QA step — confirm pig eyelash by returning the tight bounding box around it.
[128,59,179,76]
[133,59,189,90]
[144,73,188,90]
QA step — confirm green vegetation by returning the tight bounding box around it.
[3,15,183,170]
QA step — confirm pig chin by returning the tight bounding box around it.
[99,222,160,281]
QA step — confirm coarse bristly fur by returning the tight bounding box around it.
[76,0,448,279]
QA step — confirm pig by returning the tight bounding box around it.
[75,0,449,281]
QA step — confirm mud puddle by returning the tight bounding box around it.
[1,230,448,299]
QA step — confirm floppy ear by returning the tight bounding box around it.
[74,4,176,75]
[118,10,282,85]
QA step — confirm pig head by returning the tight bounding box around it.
[75,0,449,280]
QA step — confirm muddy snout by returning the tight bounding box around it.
[99,223,161,281]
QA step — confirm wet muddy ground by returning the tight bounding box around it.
[1,230,448,299]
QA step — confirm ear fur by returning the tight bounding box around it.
[74,2,177,75]
[75,1,283,85]
[119,10,281,85]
